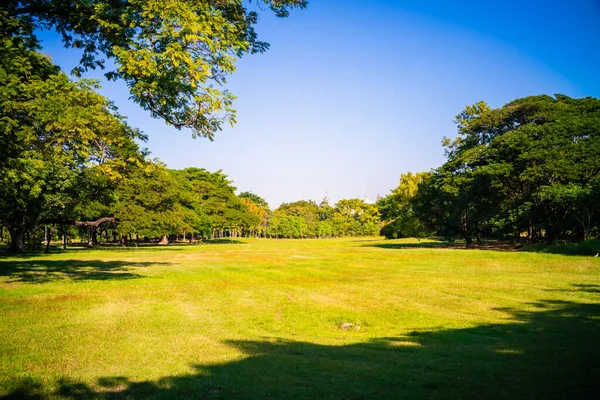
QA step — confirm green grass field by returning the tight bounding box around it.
[1,238,599,399]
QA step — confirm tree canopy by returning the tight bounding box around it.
[378,172,432,239]
[413,94,600,245]
[0,28,144,252]
[3,0,307,138]
[269,199,379,238]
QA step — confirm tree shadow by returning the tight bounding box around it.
[572,284,600,294]
[0,240,247,257]
[362,240,517,251]
[83,239,246,249]
[519,240,600,257]
[0,259,167,283]
[201,239,245,245]
[3,298,599,399]
[547,284,600,295]
[365,241,458,250]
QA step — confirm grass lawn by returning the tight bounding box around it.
[0,237,599,399]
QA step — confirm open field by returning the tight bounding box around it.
[1,238,599,399]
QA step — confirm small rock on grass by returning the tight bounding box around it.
[340,322,361,330]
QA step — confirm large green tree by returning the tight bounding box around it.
[238,192,271,237]
[3,0,307,138]
[378,172,432,239]
[0,19,144,252]
[112,164,208,241]
[415,95,600,244]
[274,200,320,237]
[270,198,380,238]
[334,198,380,237]
[178,168,258,238]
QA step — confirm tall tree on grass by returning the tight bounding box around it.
[3,0,307,138]
[333,199,380,237]
[0,15,145,252]
[179,168,258,238]
[112,164,208,242]
[238,192,271,237]
[418,95,600,244]
[275,200,320,237]
[378,172,432,239]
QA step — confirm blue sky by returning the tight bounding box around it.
[38,0,600,208]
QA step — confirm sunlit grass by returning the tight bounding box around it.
[1,238,598,399]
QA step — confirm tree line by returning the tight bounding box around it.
[2,2,598,252]
[0,156,381,251]
[378,95,600,246]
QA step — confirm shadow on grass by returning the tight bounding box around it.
[362,239,518,252]
[201,239,245,245]
[89,239,245,248]
[547,284,600,295]
[0,259,167,283]
[520,240,600,257]
[0,239,246,257]
[365,241,458,250]
[3,297,599,399]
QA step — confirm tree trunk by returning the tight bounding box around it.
[465,235,474,247]
[45,225,51,254]
[8,225,26,253]
[62,223,67,250]
[86,227,93,247]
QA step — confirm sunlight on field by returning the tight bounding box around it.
[1,238,599,399]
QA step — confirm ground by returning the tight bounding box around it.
[0,237,599,399]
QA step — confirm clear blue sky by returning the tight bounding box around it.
[38,0,600,208]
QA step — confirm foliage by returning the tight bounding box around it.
[273,200,320,237]
[3,0,307,138]
[378,172,432,239]
[269,215,308,238]
[239,191,269,209]
[334,199,380,237]
[269,198,380,238]
[0,21,144,251]
[112,163,208,239]
[239,192,271,237]
[178,168,258,237]
[414,95,600,245]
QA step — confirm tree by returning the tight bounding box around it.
[239,192,271,237]
[378,172,432,239]
[416,95,600,244]
[112,163,208,241]
[3,0,307,138]
[269,215,307,238]
[0,23,144,252]
[239,191,269,209]
[333,199,380,237]
[178,168,258,238]
[274,200,319,237]
[537,180,600,240]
